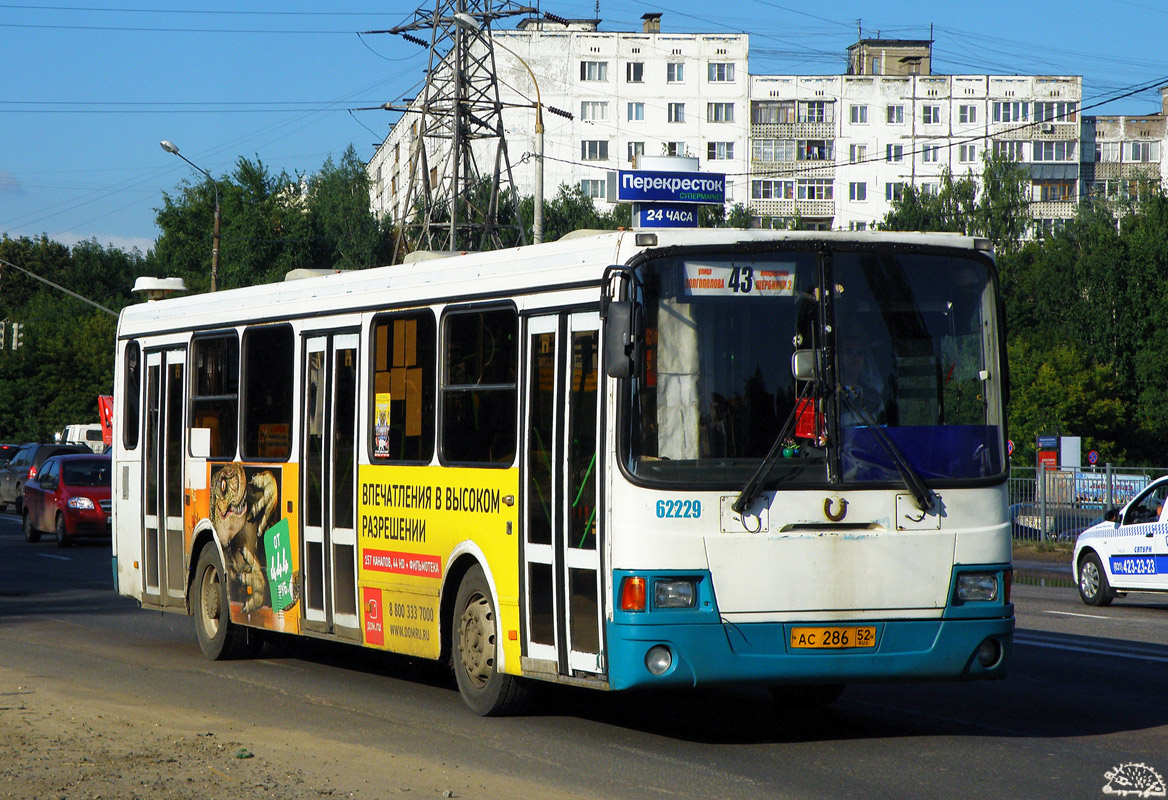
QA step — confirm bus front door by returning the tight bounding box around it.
[523,312,604,679]
[301,333,361,638]
[142,348,186,609]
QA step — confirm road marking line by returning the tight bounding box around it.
[1016,636,1168,664]
[1044,610,1111,619]
[37,553,70,561]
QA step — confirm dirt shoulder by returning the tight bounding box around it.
[0,664,574,800]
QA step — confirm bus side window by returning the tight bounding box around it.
[122,341,141,450]
[191,333,239,459]
[441,307,518,465]
[242,325,294,461]
[372,311,436,463]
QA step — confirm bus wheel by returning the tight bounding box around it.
[194,546,251,660]
[1077,552,1114,606]
[452,565,531,716]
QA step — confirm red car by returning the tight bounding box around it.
[22,454,111,546]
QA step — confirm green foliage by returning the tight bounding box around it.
[879,150,1030,253]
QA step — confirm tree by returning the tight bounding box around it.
[879,151,1030,253]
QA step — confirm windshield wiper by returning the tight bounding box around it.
[731,384,811,516]
[840,386,936,513]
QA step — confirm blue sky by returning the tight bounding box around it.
[2,0,1166,254]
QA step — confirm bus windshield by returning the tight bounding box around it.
[623,244,1005,488]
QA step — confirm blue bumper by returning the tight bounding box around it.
[607,568,1014,691]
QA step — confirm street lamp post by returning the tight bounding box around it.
[160,140,220,292]
[452,13,544,244]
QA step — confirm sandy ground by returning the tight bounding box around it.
[0,665,571,800]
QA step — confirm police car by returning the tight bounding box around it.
[1074,477,1168,605]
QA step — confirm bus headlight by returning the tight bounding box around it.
[956,573,999,602]
[654,579,697,608]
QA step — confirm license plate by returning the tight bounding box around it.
[790,626,877,650]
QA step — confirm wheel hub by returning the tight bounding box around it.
[459,593,495,688]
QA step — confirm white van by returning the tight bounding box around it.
[59,424,105,453]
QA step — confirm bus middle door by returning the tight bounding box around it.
[523,312,604,680]
[301,333,360,638]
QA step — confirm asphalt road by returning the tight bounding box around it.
[1,511,1166,800]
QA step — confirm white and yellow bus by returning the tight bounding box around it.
[112,228,1013,715]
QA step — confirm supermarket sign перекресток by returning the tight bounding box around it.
[607,170,726,205]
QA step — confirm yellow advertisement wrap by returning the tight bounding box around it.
[357,464,520,669]
[185,461,302,636]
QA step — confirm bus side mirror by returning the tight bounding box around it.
[792,349,818,381]
[604,300,638,379]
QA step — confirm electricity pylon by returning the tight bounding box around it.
[371,2,539,255]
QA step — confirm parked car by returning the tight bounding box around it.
[22,453,111,546]
[1074,476,1168,606]
[0,442,90,514]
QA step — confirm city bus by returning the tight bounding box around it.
[111,228,1013,715]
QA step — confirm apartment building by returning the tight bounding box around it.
[367,19,1084,234]
[1081,86,1168,217]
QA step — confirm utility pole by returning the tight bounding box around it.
[368,2,538,256]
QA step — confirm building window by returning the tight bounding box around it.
[923,105,942,124]
[580,179,606,198]
[849,143,868,163]
[668,102,686,123]
[707,102,734,123]
[752,100,795,124]
[959,105,977,124]
[1032,140,1076,162]
[921,144,941,163]
[708,62,735,82]
[751,179,794,200]
[849,104,867,124]
[626,62,644,83]
[581,140,609,161]
[667,62,685,83]
[628,141,645,165]
[886,105,904,124]
[442,308,518,465]
[994,140,1025,160]
[580,101,608,121]
[627,102,644,122]
[1035,180,1075,202]
[798,139,833,161]
[1128,141,1160,162]
[958,144,977,163]
[798,101,832,123]
[993,101,1029,122]
[1034,101,1077,123]
[753,138,796,162]
[886,182,905,202]
[921,182,939,196]
[707,141,734,160]
[797,179,833,200]
[1096,141,1121,163]
[849,221,868,231]
[849,182,867,201]
[886,144,904,163]
[371,311,436,463]
[665,141,687,157]
[580,61,608,82]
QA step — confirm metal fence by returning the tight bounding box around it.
[1008,465,1168,541]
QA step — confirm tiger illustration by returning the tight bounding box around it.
[209,462,279,614]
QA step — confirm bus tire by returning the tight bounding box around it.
[451,565,531,716]
[194,545,251,660]
[1077,552,1113,606]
